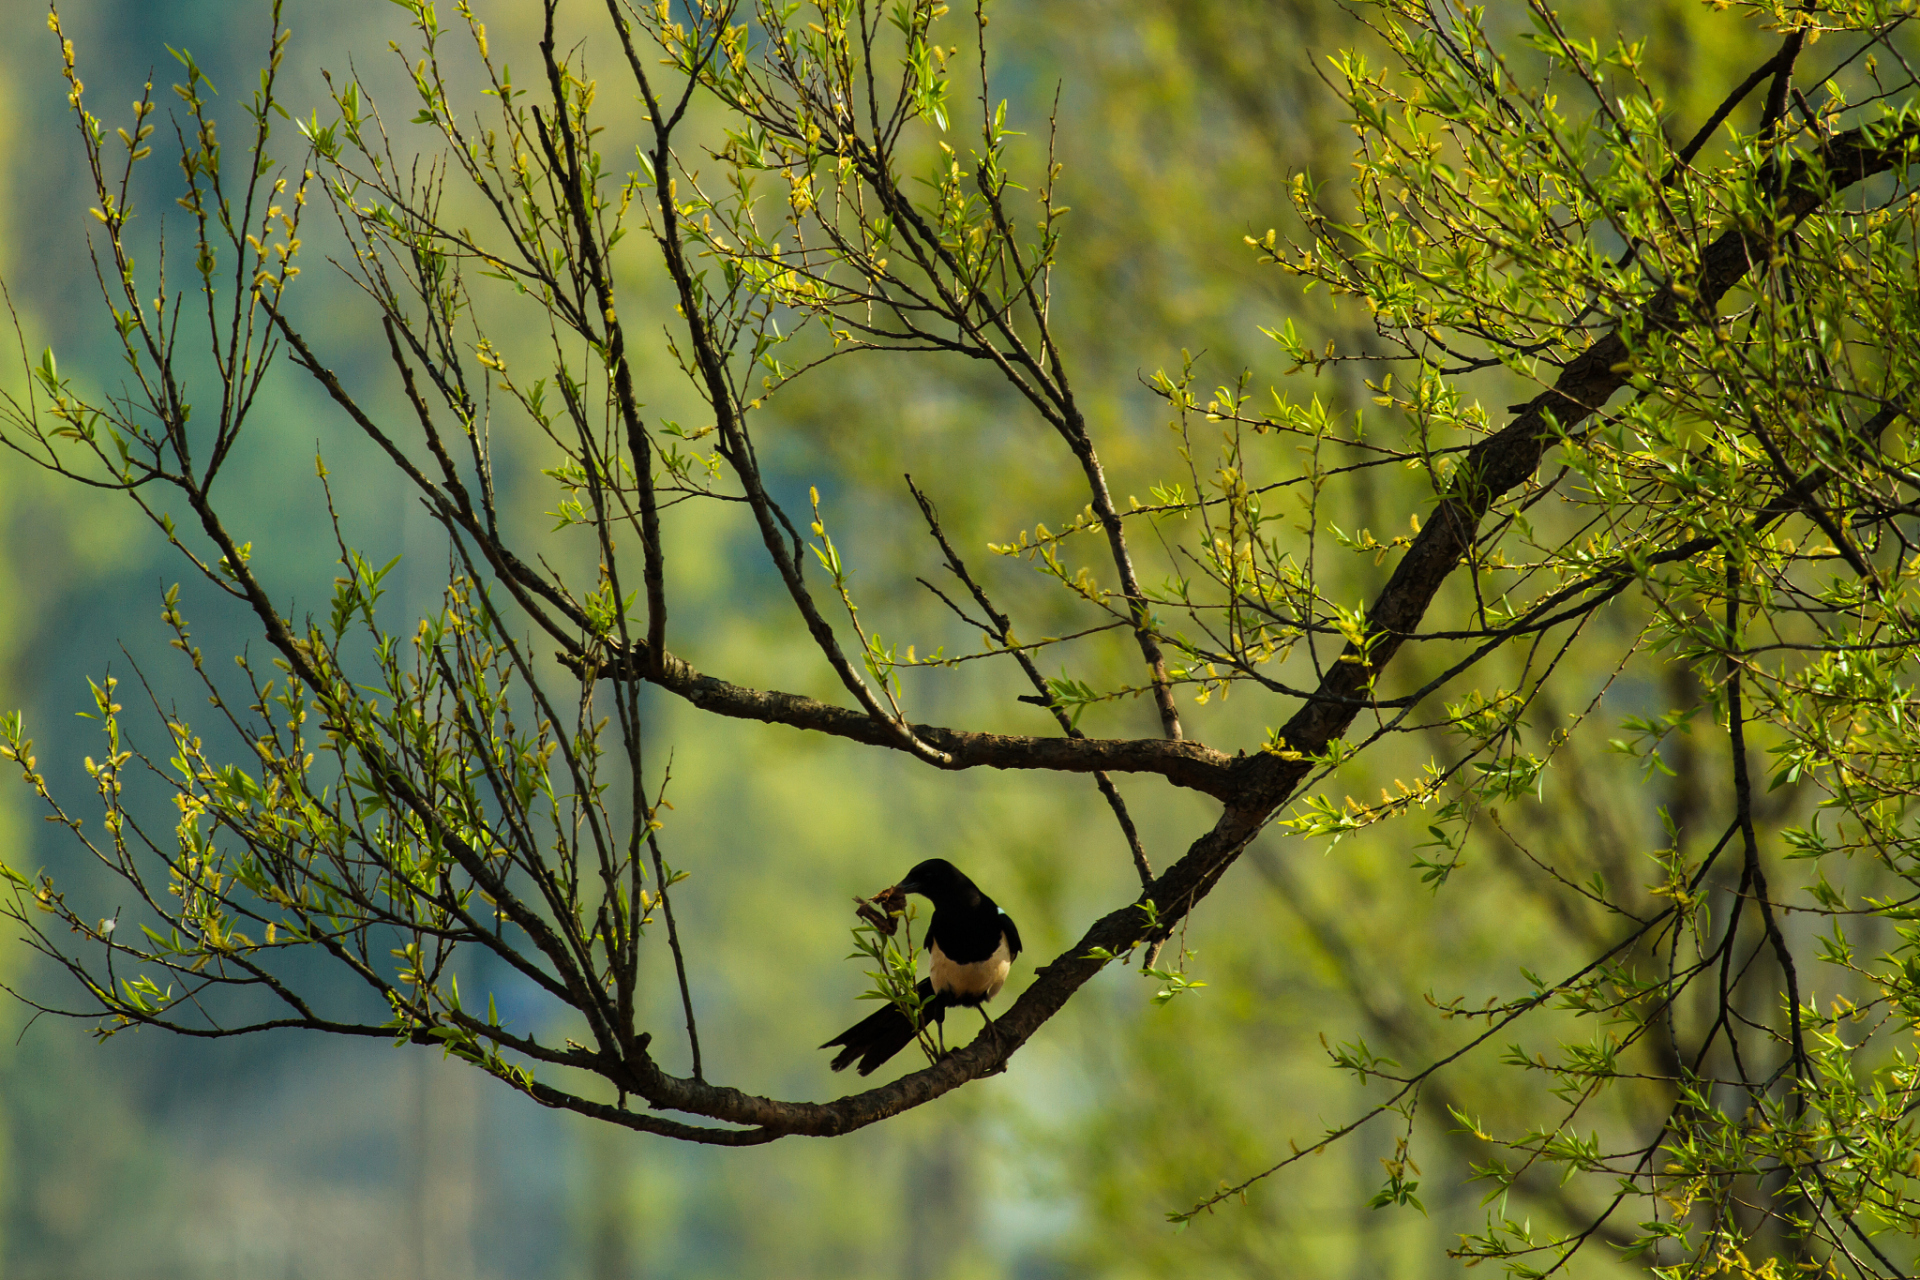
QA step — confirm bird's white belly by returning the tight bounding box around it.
[930,935,1011,1004]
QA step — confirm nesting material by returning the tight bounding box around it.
[853,884,908,935]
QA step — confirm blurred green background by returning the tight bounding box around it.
[0,1,1789,1276]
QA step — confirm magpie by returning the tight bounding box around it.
[822,858,1023,1076]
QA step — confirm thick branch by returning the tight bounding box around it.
[576,642,1240,797]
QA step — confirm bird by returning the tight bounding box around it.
[822,858,1023,1076]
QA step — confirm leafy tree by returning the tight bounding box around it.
[4,0,1920,1272]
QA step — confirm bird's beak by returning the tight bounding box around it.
[897,875,924,896]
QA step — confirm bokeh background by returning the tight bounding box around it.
[0,2,1792,1276]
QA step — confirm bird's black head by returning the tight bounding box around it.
[896,858,981,907]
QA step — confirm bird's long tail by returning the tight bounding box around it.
[821,978,948,1075]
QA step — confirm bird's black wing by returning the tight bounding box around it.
[821,977,947,1075]
[999,908,1023,961]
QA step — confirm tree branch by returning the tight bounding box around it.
[573,641,1241,797]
